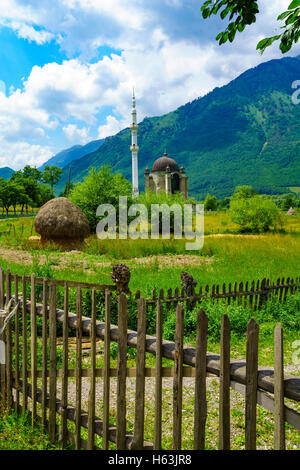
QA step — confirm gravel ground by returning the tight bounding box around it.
[52,366,300,451]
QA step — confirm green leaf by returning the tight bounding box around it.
[256,37,272,50]
[277,11,292,21]
[288,0,300,10]
[220,7,230,19]
[202,8,211,19]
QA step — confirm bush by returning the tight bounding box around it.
[136,189,192,235]
[69,165,133,233]
[229,195,283,233]
[204,193,218,211]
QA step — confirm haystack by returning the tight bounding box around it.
[35,197,90,248]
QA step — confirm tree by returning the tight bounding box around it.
[231,185,258,200]
[201,0,300,54]
[229,192,282,232]
[204,193,218,211]
[281,193,299,211]
[12,165,42,183]
[69,166,133,232]
[59,181,74,198]
[137,189,188,234]
[0,180,29,215]
[42,166,63,191]
[36,184,54,207]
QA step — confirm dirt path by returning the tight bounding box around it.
[0,245,213,272]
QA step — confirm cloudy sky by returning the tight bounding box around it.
[0,0,299,170]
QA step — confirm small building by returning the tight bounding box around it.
[144,151,188,200]
[286,207,295,215]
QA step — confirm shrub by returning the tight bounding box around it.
[204,193,218,211]
[137,189,192,235]
[69,165,133,233]
[229,195,283,233]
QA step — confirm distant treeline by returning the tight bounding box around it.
[202,189,300,212]
[0,165,62,215]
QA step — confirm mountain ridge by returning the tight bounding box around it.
[52,56,300,198]
[39,138,104,171]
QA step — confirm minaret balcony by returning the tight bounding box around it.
[130,123,138,130]
[130,145,139,152]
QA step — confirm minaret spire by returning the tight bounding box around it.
[130,88,139,197]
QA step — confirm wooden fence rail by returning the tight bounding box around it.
[0,269,299,451]
[137,277,300,311]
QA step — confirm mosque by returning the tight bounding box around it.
[130,91,188,200]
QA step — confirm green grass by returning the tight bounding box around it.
[0,212,299,450]
[0,408,60,450]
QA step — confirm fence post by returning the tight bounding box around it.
[103,289,111,450]
[130,297,147,450]
[87,288,96,450]
[6,271,12,410]
[173,304,184,450]
[274,323,285,450]
[116,293,128,450]
[30,274,37,426]
[75,286,82,450]
[49,280,57,444]
[219,314,231,450]
[245,318,259,450]
[0,308,6,409]
[154,300,163,450]
[194,309,208,450]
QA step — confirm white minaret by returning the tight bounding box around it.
[130,88,139,197]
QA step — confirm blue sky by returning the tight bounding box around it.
[0,0,299,170]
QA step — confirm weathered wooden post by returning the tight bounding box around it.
[180,271,197,311]
[111,264,131,294]
[0,307,6,409]
[0,300,19,411]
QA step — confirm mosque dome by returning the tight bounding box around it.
[151,151,180,173]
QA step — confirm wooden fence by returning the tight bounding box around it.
[136,276,300,311]
[0,269,299,450]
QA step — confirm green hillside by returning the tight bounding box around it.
[40,139,104,171]
[0,167,15,180]
[56,56,300,198]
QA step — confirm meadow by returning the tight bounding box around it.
[0,210,299,450]
[0,211,299,293]
[0,210,299,363]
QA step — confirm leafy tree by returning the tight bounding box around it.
[36,184,54,207]
[217,196,230,209]
[201,0,300,53]
[137,189,189,235]
[69,166,133,232]
[231,185,258,200]
[281,193,299,211]
[12,172,40,213]
[59,181,74,198]
[204,193,218,211]
[12,165,42,183]
[229,191,282,232]
[0,180,28,215]
[42,166,63,191]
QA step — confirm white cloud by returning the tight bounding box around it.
[13,23,55,44]
[0,139,52,169]
[98,115,123,139]
[63,123,90,144]
[0,0,299,170]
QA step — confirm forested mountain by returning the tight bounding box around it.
[56,56,300,198]
[39,139,104,171]
[0,167,15,180]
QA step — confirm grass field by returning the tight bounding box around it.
[0,211,299,294]
[0,211,299,450]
